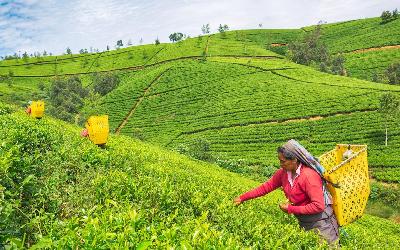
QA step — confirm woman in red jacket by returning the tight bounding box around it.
[234,139,339,246]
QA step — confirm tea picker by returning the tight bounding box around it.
[26,100,45,119]
[81,115,109,148]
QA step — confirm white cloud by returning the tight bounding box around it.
[0,0,398,57]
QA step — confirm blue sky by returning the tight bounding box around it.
[0,0,398,58]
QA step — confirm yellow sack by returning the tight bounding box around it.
[319,144,369,226]
[31,101,45,118]
[85,115,109,145]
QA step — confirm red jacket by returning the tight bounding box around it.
[239,165,325,215]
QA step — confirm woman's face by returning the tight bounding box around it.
[278,152,298,172]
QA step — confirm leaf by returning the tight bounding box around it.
[136,241,151,250]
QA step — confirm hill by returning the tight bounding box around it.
[0,17,400,183]
[1,106,400,248]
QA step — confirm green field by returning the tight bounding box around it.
[1,108,399,248]
[1,14,400,248]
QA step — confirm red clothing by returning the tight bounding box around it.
[239,166,325,215]
[26,106,31,114]
[81,128,89,137]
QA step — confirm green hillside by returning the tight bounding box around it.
[1,107,399,249]
[95,56,400,182]
[1,20,400,183]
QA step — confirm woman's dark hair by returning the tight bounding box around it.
[277,146,296,160]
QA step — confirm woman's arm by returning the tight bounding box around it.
[237,169,284,203]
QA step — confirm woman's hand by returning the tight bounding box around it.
[279,202,289,213]
[233,197,242,206]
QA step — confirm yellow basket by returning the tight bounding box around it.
[319,144,369,226]
[85,115,109,145]
[30,101,45,118]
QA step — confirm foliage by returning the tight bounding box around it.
[378,92,400,146]
[381,9,399,24]
[369,182,400,209]
[386,62,400,84]
[169,32,184,42]
[381,10,393,23]
[48,76,89,122]
[177,138,212,161]
[1,111,400,248]
[92,72,120,96]
[218,24,229,33]
[201,23,210,34]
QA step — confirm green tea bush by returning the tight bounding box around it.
[1,112,399,249]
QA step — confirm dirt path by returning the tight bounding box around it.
[114,68,171,134]
[348,44,400,54]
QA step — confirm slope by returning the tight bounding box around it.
[0,105,399,249]
[101,56,400,182]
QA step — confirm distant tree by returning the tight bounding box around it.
[201,23,210,34]
[288,25,328,65]
[92,72,120,96]
[379,92,400,146]
[139,38,143,44]
[43,50,48,56]
[393,8,399,19]
[169,32,184,42]
[380,10,392,23]
[116,40,123,49]
[258,23,263,28]
[106,45,110,51]
[218,24,229,33]
[331,54,346,76]
[48,76,89,122]
[22,51,29,62]
[66,47,72,55]
[155,37,160,45]
[79,49,88,54]
[127,39,133,46]
[386,62,400,84]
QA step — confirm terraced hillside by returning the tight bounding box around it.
[96,56,400,182]
[1,106,399,249]
[1,16,399,185]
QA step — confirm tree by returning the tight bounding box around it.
[43,50,48,56]
[92,72,120,96]
[258,23,263,28]
[127,39,133,46]
[201,23,210,34]
[139,38,143,44]
[169,32,184,42]
[331,54,346,76]
[22,51,29,62]
[393,8,399,19]
[379,92,400,146]
[386,62,400,84]
[66,47,72,55]
[218,24,229,33]
[155,37,160,45]
[116,40,123,49]
[380,10,392,23]
[48,76,89,122]
[106,45,110,51]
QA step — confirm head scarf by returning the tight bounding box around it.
[282,139,337,205]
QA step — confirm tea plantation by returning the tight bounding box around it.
[1,106,399,249]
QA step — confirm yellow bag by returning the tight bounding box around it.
[319,144,369,226]
[31,101,45,118]
[85,115,109,145]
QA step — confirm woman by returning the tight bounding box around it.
[234,139,339,246]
